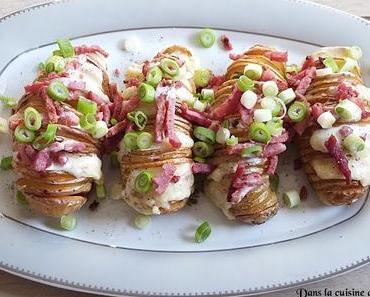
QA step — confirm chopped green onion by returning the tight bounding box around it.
[110,152,119,168]
[260,96,281,116]
[160,58,179,77]
[236,75,254,92]
[137,132,154,149]
[201,89,215,102]
[240,90,258,109]
[335,99,361,121]
[138,83,155,103]
[225,135,238,146]
[91,120,108,139]
[340,58,357,72]
[193,100,207,112]
[193,141,214,158]
[249,122,271,143]
[194,126,216,144]
[77,96,97,115]
[278,88,296,105]
[241,145,262,158]
[14,126,35,143]
[195,221,211,243]
[146,66,162,87]
[198,28,216,48]
[193,69,211,88]
[283,190,301,208]
[0,156,13,170]
[349,46,362,60]
[135,171,153,193]
[323,56,339,73]
[123,132,139,150]
[134,214,151,229]
[269,174,279,192]
[32,124,58,150]
[45,55,65,74]
[110,118,118,125]
[262,81,279,97]
[47,81,69,101]
[79,113,96,131]
[56,38,75,58]
[317,111,336,129]
[216,127,231,144]
[53,49,63,56]
[254,109,272,123]
[194,156,207,163]
[0,96,17,108]
[287,101,308,123]
[96,183,107,200]
[16,190,28,205]
[60,214,77,231]
[24,107,42,131]
[38,62,45,71]
[266,119,283,136]
[244,63,263,80]
[343,134,365,153]
[127,111,148,130]
[222,119,230,129]
[0,117,8,134]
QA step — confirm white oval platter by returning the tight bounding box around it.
[1,0,370,295]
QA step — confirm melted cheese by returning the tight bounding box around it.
[309,124,370,185]
[46,153,102,180]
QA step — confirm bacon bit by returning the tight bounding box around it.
[24,81,48,95]
[294,158,303,170]
[276,79,288,91]
[52,153,67,166]
[299,186,308,200]
[40,87,58,123]
[179,103,212,127]
[49,140,86,153]
[100,104,111,123]
[155,94,167,143]
[57,110,79,126]
[207,74,226,89]
[96,112,104,121]
[166,97,181,149]
[86,91,106,106]
[225,143,249,155]
[324,135,351,184]
[270,132,289,144]
[8,116,23,130]
[192,163,215,174]
[339,126,353,138]
[34,150,51,172]
[17,144,37,165]
[232,172,263,189]
[210,86,242,120]
[124,78,141,88]
[142,60,150,77]
[67,81,86,91]
[74,45,109,57]
[266,155,278,175]
[171,175,180,183]
[260,68,276,81]
[153,164,177,195]
[262,143,287,158]
[113,68,121,77]
[288,67,316,95]
[239,106,253,125]
[349,97,370,119]
[336,82,358,100]
[220,35,233,51]
[107,120,127,138]
[209,120,221,132]
[65,60,81,71]
[264,51,288,62]
[301,56,315,71]
[229,53,243,60]
[311,103,324,121]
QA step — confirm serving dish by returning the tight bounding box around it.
[1,0,370,295]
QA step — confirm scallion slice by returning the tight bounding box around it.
[249,122,271,143]
[335,99,361,121]
[193,141,214,158]
[110,118,118,126]
[194,126,216,144]
[323,56,339,73]
[240,90,258,109]
[266,119,283,136]
[262,81,279,97]
[96,183,107,200]
[123,132,139,150]
[14,126,35,143]
[225,135,238,146]
[47,81,69,101]
[32,124,58,150]
[127,111,148,130]
[241,145,262,158]
[244,63,263,80]
[160,58,179,77]
[193,100,207,112]
[146,66,162,87]
[216,127,231,144]
[137,132,154,149]
[79,114,96,132]
[254,109,273,123]
[135,171,153,193]
[91,120,108,139]
[45,55,65,74]
[77,96,97,115]
[237,75,254,92]
[16,190,28,205]
[287,101,308,123]
[134,214,151,229]
[201,89,215,102]
[198,28,216,48]
[343,134,365,153]
[193,69,211,88]
[193,156,207,163]
[0,156,13,170]
[138,83,155,103]
[0,96,17,108]
[278,88,296,105]
[24,107,42,131]
[317,111,336,129]
[283,190,301,208]
[260,96,281,116]
[195,221,211,243]
[269,174,279,192]
[56,38,75,58]
[60,214,77,231]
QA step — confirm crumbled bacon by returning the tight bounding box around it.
[239,106,253,125]
[293,115,312,136]
[229,53,243,60]
[324,135,351,184]
[311,103,324,121]
[288,66,316,95]
[124,78,141,88]
[67,81,86,91]
[299,186,308,200]
[339,126,353,138]
[86,91,106,106]
[34,150,51,172]
[96,112,104,121]
[192,163,215,174]
[48,140,85,153]
[262,143,287,158]
[349,97,370,119]
[142,60,150,77]
[210,86,242,120]
[74,45,109,57]
[225,143,249,155]
[266,155,278,175]
[179,103,212,127]
[155,94,167,143]
[207,74,226,89]
[220,35,233,51]
[232,172,263,189]
[40,87,58,123]
[270,132,289,144]
[100,104,111,123]
[24,81,48,95]
[106,120,127,138]
[57,109,79,126]
[336,82,358,100]
[153,164,177,195]
[264,51,288,62]
[166,96,181,148]
[276,79,288,91]
[118,95,140,121]
[260,68,276,81]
